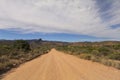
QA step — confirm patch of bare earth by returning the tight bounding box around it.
[2,49,120,80]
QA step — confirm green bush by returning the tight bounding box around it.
[79,54,92,60]
[91,56,100,62]
[98,47,111,56]
[108,53,120,60]
[0,56,9,63]
[13,40,31,52]
[91,50,100,56]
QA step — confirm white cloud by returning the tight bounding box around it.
[0,0,120,39]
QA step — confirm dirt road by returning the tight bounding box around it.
[2,49,120,80]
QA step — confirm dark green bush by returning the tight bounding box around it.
[98,47,111,56]
[108,53,120,60]
[13,40,31,52]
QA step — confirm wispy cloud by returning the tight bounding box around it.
[0,0,120,39]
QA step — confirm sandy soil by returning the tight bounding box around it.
[2,49,120,80]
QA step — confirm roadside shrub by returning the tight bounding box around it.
[98,47,111,56]
[108,53,120,60]
[113,44,120,50]
[0,56,9,63]
[13,40,31,52]
[91,50,100,56]
[91,56,100,62]
[79,54,92,60]
[114,63,120,69]
[0,63,5,70]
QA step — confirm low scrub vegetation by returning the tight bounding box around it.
[0,40,120,78]
[0,39,51,77]
[56,42,120,69]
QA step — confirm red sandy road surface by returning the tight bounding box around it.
[2,49,120,80]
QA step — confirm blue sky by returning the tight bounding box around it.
[0,29,112,42]
[0,29,104,42]
[0,0,120,42]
